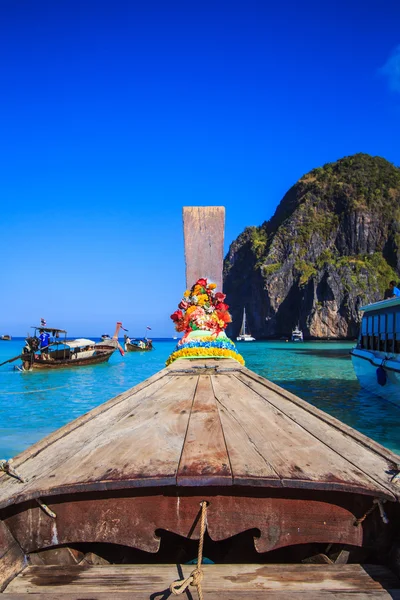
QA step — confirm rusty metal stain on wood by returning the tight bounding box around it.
[0,520,25,591]
[177,375,232,486]
[183,206,225,290]
[4,492,366,556]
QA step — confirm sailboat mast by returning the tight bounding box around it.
[243,308,247,335]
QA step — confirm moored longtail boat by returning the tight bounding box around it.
[124,335,153,352]
[1,207,400,598]
[13,322,126,371]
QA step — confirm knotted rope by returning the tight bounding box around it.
[170,500,208,600]
[0,459,25,482]
[0,460,56,518]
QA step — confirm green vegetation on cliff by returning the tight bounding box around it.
[224,153,400,339]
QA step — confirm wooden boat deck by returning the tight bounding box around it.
[3,563,400,598]
[1,207,400,595]
[0,359,399,509]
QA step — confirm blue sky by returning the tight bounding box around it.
[1,0,400,337]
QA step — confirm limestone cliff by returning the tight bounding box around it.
[224,153,400,339]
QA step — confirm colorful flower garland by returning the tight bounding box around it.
[166,278,244,366]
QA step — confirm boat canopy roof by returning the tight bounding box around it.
[31,326,67,334]
[360,297,400,312]
[63,338,96,349]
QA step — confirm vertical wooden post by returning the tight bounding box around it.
[183,206,225,291]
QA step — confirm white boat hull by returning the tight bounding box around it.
[236,335,255,342]
[351,349,400,407]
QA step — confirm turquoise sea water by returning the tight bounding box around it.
[0,338,399,459]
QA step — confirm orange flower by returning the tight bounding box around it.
[217,310,232,324]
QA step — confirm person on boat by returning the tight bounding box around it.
[386,280,400,299]
[39,330,50,355]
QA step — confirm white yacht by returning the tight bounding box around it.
[351,297,400,407]
[236,308,255,341]
[291,326,303,342]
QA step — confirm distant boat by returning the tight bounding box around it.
[0,335,11,341]
[124,335,154,352]
[291,326,303,342]
[236,308,255,341]
[0,323,125,371]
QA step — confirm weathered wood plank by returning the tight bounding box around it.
[177,375,232,485]
[28,547,84,566]
[4,492,363,555]
[5,564,400,593]
[15,374,198,495]
[240,366,400,464]
[3,593,400,599]
[212,374,391,495]
[235,370,399,499]
[167,358,244,371]
[212,379,282,484]
[0,369,172,508]
[0,521,25,592]
[183,206,225,291]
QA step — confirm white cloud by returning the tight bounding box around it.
[379,45,400,93]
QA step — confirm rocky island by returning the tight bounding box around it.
[224,153,400,339]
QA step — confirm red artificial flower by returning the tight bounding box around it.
[196,278,208,288]
[178,300,189,310]
[215,302,229,312]
[215,292,226,302]
[170,310,183,322]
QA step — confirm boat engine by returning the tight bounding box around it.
[23,336,40,354]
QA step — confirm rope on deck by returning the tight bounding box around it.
[354,498,389,526]
[170,501,208,600]
[0,459,25,482]
[0,385,68,394]
[0,460,57,518]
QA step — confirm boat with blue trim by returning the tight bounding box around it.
[351,297,400,407]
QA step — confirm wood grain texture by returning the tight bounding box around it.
[5,564,400,594]
[27,374,196,493]
[0,520,25,591]
[177,375,232,485]
[212,373,391,496]
[0,368,171,508]
[183,206,225,291]
[0,372,195,507]
[235,370,399,499]
[5,492,364,555]
[239,366,400,463]
[3,593,400,599]
[0,356,398,539]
